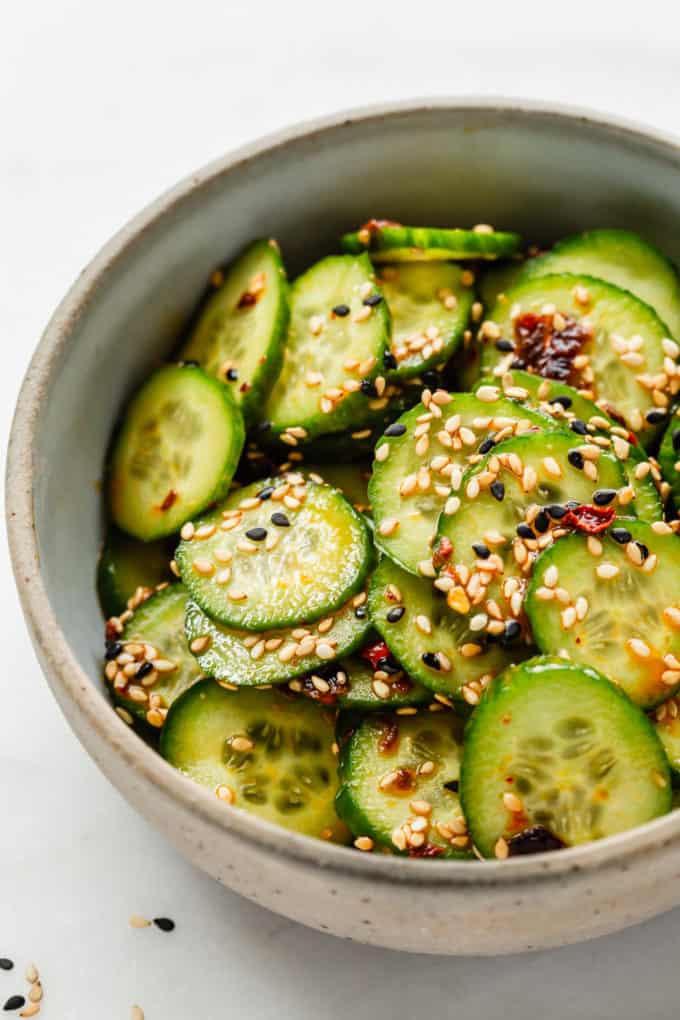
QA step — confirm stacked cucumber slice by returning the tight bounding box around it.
[98,218,680,860]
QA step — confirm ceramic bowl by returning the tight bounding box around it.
[9,98,680,956]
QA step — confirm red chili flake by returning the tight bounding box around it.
[513,312,591,383]
[392,676,413,695]
[359,218,402,236]
[239,382,251,394]
[409,843,446,858]
[361,640,391,670]
[563,503,615,534]
[160,489,178,512]
[105,619,120,641]
[432,536,453,568]
[378,719,400,754]
[237,290,257,308]
[627,430,639,446]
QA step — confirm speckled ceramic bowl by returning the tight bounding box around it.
[9,99,680,955]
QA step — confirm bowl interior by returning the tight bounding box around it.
[28,101,680,774]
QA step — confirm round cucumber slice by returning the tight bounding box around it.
[97,528,174,618]
[474,370,664,522]
[175,474,372,631]
[519,229,680,338]
[160,680,346,841]
[263,254,390,441]
[368,557,529,703]
[369,390,549,574]
[336,709,471,857]
[184,588,371,687]
[652,696,680,778]
[526,519,680,709]
[104,584,202,727]
[461,656,671,857]
[341,223,521,262]
[109,364,245,541]
[179,239,289,425]
[436,428,628,610]
[479,274,678,448]
[376,263,474,379]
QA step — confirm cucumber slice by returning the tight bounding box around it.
[475,370,664,522]
[109,364,245,541]
[336,709,471,857]
[526,519,680,708]
[652,696,680,777]
[341,223,521,262]
[658,413,680,507]
[368,557,528,703]
[175,474,371,631]
[436,428,628,609]
[97,528,174,618]
[519,229,680,338]
[179,239,289,425]
[461,656,671,857]
[369,391,548,574]
[263,254,390,441]
[479,275,678,448]
[184,587,371,687]
[302,462,371,513]
[104,584,202,727]
[335,656,431,710]
[477,260,525,310]
[376,263,474,379]
[160,680,346,840]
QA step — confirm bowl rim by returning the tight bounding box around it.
[9,95,680,889]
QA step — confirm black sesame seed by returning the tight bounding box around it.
[610,527,632,544]
[384,423,407,437]
[257,420,272,433]
[256,485,274,500]
[472,543,491,559]
[332,303,350,317]
[646,409,667,424]
[153,917,175,932]
[534,511,550,533]
[105,641,123,661]
[503,619,521,641]
[568,449,584,469]
[478,437,495,455]
[383,351,398,370]
[443,780,459,792]
[354,605,367,619]
[271,512,290,527]
[546,504,568,519]
[495,338,515,352]
[517,522,534,539]
[549,395,572,409]
[593,489,616,506]
[226,368,239,381]
[421,370,441,389]
[3,996,25,1012]
[569,419,588,436]
[377,656,401,675]
[421,652,441,670]
[246,527,267,541]
[507,825,565,856]
[0,961,13,972]
[136,661,153,679]
[635,541,649,561]
[387,606,405,623]
[360,378,377,397]
[673,429,680,452]
[363,293,383,306]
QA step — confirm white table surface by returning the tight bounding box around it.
[4,2,680,1016]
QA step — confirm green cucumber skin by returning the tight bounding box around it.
[97,528,174,618]
[179,239,290,426]
[518,229,680,338]
[341,225,522,261]
[659,416,680,509]
[481,274,676,450]
[263,254,391,441]
[109,364,246,541]
[461,656,671,857]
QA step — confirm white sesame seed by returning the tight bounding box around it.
[180,522,195,541]
[587,536,603,557]
[544,564,559,588]
[192,558,215,577]
[354,836,374,851]
[561,606,577,629]
[543,456,562,478]
[503,792,523,813]
[596,562,620,580]
[315,642,335,660]
[228,589,248,602]
[216,784,235,804]
[494,837,509,860]
[476,384,501,403]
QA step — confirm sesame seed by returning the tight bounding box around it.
[192,558,215,577]
[415,614,432,635]
[503,792,523,813]
[596,562,620,580]
[544,564,559,588]
[587,536,603,557]
[476,384,500,403]
[228,589,248,602]
[494,837,509,860]
[129,914,152,928]
[354,836,374,852]
[543,456,562,478]
[180,522,195,541]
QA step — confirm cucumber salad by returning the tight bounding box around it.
[99,223,680,861]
